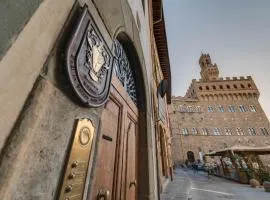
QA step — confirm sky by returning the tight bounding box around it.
[163,0,270,120]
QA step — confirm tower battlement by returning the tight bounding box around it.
[185,54,259,99]
[194,75,253,82]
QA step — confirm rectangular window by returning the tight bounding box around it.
[236,128,244,135]
[224,128,232,135]
[213,128,221,135]
[202,128,208,135]
[228,105,236,112]
[218,105,224,112]
[182,128,189,135]
[208,106,214,112]
[248,128,256,135]
[250,105,257,112]
[260,128,269,135]
[192,127,198,135]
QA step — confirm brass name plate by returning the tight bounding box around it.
[59,118,95,200]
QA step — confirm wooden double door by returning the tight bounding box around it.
[90,76,138,200]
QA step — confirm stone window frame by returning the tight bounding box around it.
[182,128,189,135]
[213,127,221,135]
[202,128,208,135]
[228,105,236,112]
[218,105,224,112]
[192,127,198,135]
[236,127,244,135]
[260,127,269,136]
[248,128,256,136]
[224,127,232,135]
[208,105,214,112]
[249,105,257,112]
[178,105,186,112]
[239,105,246,112]
[196,106,201,112]
[187,105,193,112]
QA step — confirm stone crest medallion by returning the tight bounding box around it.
[66,5,113,107]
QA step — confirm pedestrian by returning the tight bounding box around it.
[195,163,199,174]
[192,162,198,175]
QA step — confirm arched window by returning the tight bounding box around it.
[224,128,232,135]
[226,85,231,89]
[113,40,137,105]
[208,106,214,112]
[213,85,216,90]
[199,86,203,90]
[241,84,245,89]
[260,128,269,135]
[236,128,244,135]
[228,105,236,112]
[249,105,256,112]
[206,86,209,90]
[182,128,189,135]
[233,84,237,89]
[239,105,246,112]
[213,128,221,135]
[220,85,223,89]
[248,128,256,135]
[202,128,208,135]
[218,105,224,112]
[192,128,198,135]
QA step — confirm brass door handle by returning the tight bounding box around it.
[129,180,137,188]
[97,189,110,200]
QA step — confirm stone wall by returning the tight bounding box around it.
[171,135,270,166]
[170,77,270,168]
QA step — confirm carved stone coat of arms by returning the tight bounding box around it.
[66,5,113,107]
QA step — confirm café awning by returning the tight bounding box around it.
[205,145,270,156]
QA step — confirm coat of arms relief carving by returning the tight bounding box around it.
[85,29,110,83]
[66,5,113,107]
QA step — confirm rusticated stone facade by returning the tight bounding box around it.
[169,53,270,167]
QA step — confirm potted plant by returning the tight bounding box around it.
[263,180,270,192]
[259,170,270,192]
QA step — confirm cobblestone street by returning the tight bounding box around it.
[161,168,270,200]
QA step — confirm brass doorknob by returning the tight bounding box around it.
[129,180,137,188]
[97,189,110,200]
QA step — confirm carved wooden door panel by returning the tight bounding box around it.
[90,38,139,200]
[89,95,122,200]
[123,115,137,200]
[90,75,138,200]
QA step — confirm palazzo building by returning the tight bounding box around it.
[169,53,270,167]
[0,1,172,200]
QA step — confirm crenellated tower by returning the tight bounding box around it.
[199,53,219,81]
[169,53,270,167]
[185,53,260,101]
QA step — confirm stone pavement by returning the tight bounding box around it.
[160,168,192,200]
[161,168,270,200]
